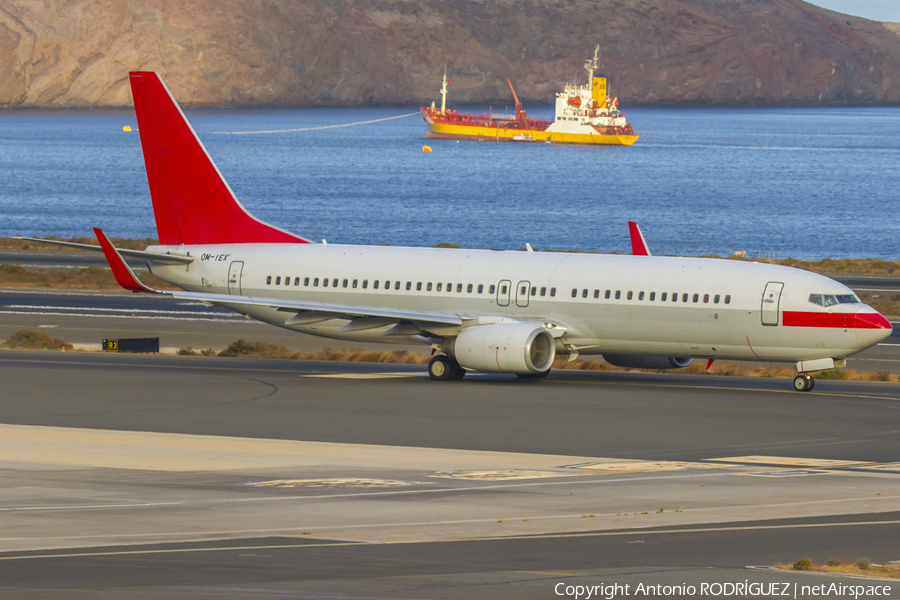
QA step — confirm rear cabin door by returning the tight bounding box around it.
[228,261,244,295]
[516,280,531,308]
[761,281,784,326]
[497,280,511,307]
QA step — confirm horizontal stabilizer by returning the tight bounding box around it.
[14,236,194,265]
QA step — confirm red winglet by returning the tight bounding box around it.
[628,221,651,256]
[94,228,160,294]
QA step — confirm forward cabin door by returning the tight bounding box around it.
[761,281,784,326]
[228,261,244,295]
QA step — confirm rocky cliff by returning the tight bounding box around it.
[2,0,900,108]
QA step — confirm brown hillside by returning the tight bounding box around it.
[1,0,899,107]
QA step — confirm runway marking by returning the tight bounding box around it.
[304,372,424,379]
[4,304,239,317]
[730,469,829,477]
[429,470,579,481]
[706,456,875,468]
[3,519,900,562]
[244,478,433,489]
[559,461,727,473]
[0,309,243,322]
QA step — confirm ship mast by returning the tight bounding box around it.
[440,65,449,114]
[584,45,600,82]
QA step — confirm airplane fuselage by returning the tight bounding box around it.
[147,243,891,363]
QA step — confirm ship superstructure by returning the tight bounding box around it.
[421,47,637,146]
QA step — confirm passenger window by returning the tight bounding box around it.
[541,287,546,297]
[550,287,556,297]
[352,279,358,288]
[266,276,272,285]
[693,293,699,303]
[725,295,731,304]
[275,276,281,285]
[605,290,611,299]
[447,283,452,292]
[294,277,300,286]
[416,282,422,291]
[362,280,368,289]
[627,291,633,300]
[313,277,319,287]
[531,286,537,296]
[406,282,412,291]
[682,293,688,302]
[714,294,719,304]
[593,289,599,299]
[809,294,824,306]
[457,283,463,293]
[385,280,390,289]
[323,278,328,288]
[582,289,588,298]
[639,291,645,301]
[304,277,309,286]
[703,294,709,303]
[572,288,578,298]
[342,279,348,288]
[650,292,656,301]
[489,284,496,294]
[395,281,401,290]
[661,292,667,301]
[374,280,379,289]
[427,282,432,291]
[436,283,442,292]
[332,278,338,287]
[615,290,621,299]
[479,284,484,294]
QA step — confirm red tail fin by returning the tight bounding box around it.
[129,72,310,246]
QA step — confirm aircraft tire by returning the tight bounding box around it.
[428,355,455,381]
[450,362,467,380]
[793,374,813,392]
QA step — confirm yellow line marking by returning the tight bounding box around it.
[707,456,875,468]
[304,373,421,380]
[428,470,579,481]
[244,478,432,489]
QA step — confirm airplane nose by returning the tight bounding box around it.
[854,308,893,349]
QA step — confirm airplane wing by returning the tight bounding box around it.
[94,228,464,332]
[14,236,194,265]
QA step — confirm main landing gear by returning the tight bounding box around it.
[793,373,816,392]
[428,354,466,381]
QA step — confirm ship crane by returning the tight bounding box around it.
[507,79,526,120]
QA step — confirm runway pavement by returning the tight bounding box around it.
[1,350,899,597]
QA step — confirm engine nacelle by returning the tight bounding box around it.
[603,355,694,370]
[445,323,555,374]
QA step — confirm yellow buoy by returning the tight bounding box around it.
[122,125,132,132]
[421,145,432,152]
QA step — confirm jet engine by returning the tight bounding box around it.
[444,323,555,374]
[603,355,694,370]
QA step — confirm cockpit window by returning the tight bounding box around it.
[810,293,860,307]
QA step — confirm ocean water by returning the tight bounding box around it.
[1,105,899,260]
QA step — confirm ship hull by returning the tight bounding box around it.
[424,121,638,146]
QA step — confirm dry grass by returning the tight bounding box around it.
[777,559,900,579]
[212,340,430,363]
[0,263,177,290]
[3,330,72,351]
[861,293,900,318]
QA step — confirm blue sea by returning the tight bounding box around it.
[1,105,899,260]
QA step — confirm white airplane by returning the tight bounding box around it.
[22,71,892,391]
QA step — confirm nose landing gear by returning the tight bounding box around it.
[793,373,816,392]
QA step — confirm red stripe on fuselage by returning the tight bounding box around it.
[783,311,891,329]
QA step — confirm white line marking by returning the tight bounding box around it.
[5,305,238,317]
[0,310,244,323]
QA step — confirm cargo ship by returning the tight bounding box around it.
[421,47,637,146]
